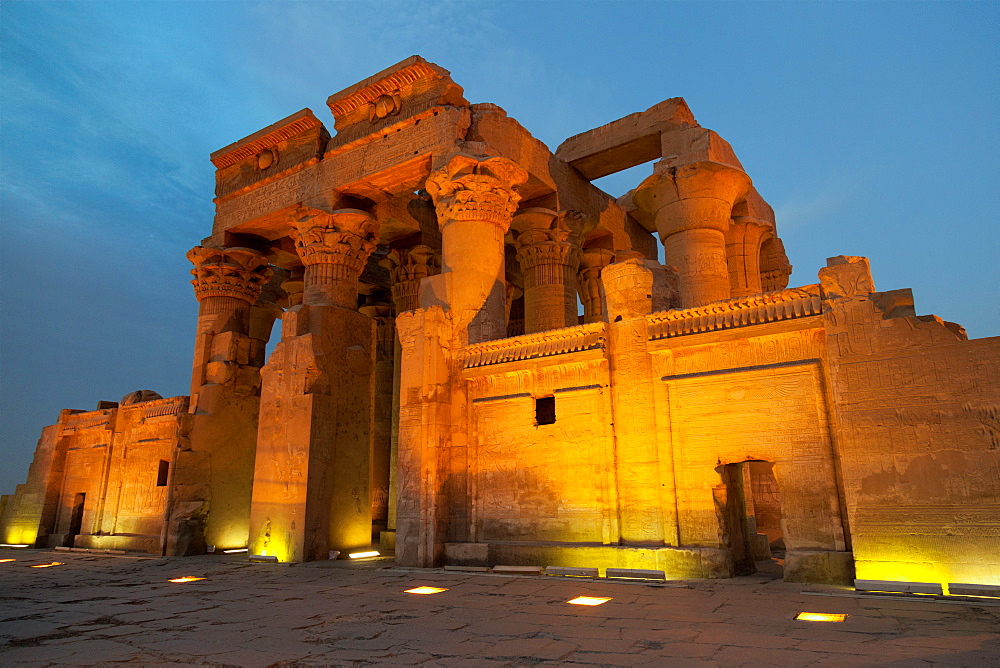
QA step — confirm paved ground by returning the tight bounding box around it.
[1,548,998,666]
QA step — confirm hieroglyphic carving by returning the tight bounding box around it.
[667,330,823,377]
[214,172,306,230]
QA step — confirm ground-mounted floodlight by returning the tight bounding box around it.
[0,544,29,548]
[30,562,64,568]
[168,576,206,583]
[567,596,611,606]
[0,558,16,563]
[348,550,380,559]
[223,548,248,554]
[249,554,278,563]
[795,612,847,622]
[404,586,448,594]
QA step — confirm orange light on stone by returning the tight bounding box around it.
[168,576,206,583]
[795,612,847,622]
[349,550,380,559]
[31,562,64,568]
[404,586,448,594]
[567,596,611,606]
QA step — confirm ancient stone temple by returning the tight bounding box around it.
[2,57,998,591]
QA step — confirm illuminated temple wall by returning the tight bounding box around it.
[2,58,997,590]
[0,396,187,553]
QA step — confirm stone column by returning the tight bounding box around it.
[760,237,793,292]
[186,247,272,399]
[168,247,272,556]
[291,208,378,309]
[425,155,527,344]
[577,248,615,324]
[726,218,770,298]
[634,161,751,308]
[249,208,380,562]
[513,209,594,333]
[379,245,440,551]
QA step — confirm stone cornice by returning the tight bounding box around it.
[210,109,323,169]
[646,285,822,340]
[463,323,606,369]
[326,57,446,120]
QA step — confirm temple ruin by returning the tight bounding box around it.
[2,57,998,592]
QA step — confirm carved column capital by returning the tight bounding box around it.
[760,237,793,292]
[426,155,528,230]
[577,248,616,324]
[187,246,272,304]
[290,207,379,273]
[513,209,593,278]
[289,207,380,308]
[380,245,440,314]
[512,209,595,333]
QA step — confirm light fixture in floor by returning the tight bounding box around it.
[349,550,380,559]
[30,562,64,568]
[795,612,847,622]
[168,576,206,583]
[404,586,448,595]
[567,596,611,606]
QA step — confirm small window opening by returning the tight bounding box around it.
[535,396,556,425]
[156,460,170,487]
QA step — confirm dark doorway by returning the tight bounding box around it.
[717,461,786,578]
[717,464,755,575]
[67,493,86,548]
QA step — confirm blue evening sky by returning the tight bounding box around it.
[1,1,997,494]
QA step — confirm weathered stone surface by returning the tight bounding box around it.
[3,58,997,600]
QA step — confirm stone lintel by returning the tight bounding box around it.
[210,109,325,169]
[555,97,697,180]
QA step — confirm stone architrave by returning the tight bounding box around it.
[249,208,379,562]
[577,248,615,324]
[425,155,527,344]
[513,209,595,333]
[166,246,272,556]
[633,161,751,308]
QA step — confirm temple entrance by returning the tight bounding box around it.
[66,493,86,548]
[717,461,785,577]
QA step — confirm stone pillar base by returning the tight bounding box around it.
[783,550,856,585]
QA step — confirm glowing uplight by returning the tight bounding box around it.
[31,562,64,568]
[223,548,248,554]
[168,576,206,583]
[0,544,29,548]
[0,559,16,563]
[795,612,847,622]
[567,596,611,606]
[349,550,380,559]
[404,586,448,595]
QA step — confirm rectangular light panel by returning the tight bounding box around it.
[567,596,612,606]
[795,612,847,622]
[404,586,448,594]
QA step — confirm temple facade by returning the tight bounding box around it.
[2,57,998,591]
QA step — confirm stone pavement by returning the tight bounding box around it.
[1,549,998,666]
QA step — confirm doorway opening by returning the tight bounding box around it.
[67,493,86,548]
[717,461,784,577]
